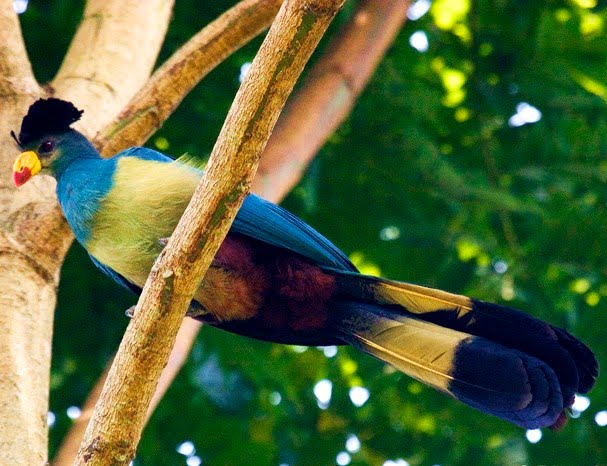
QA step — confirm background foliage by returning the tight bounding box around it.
[17,0,607,464]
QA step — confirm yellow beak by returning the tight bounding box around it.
[13,151,41,187]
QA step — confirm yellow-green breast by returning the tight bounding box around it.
[86,157,201,288]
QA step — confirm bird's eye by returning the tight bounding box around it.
[39,140,55,154]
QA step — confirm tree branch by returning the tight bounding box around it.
[95,0,283,157]
[52,0,175,134]
[74,1,345,464]
[0,1,39,98]
[54,1,281,459]
[256,0,410,201]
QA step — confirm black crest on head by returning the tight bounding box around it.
[13,98,83,146]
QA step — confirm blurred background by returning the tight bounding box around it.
[16,0,607,464]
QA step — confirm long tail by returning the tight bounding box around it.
[329,271,598,429]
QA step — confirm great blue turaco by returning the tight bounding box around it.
[11,98,598,429]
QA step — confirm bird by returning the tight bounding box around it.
[12,98,598,430]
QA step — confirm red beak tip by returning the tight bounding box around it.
[13,168,31,188]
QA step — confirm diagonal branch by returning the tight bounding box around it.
[74,1,345,464]
[94,0,283,157]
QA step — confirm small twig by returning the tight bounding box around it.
[94,0,283,157]
[73,1,345,464]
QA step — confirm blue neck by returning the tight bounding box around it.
[56,157,117,245]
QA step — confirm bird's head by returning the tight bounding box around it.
[11,98,87,187]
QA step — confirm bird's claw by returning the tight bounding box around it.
[187,301,210,318]
[158,237,169,247]
[125,305,137,318]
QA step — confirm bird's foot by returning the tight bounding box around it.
[158,237,169,247]
[126,303,209,319]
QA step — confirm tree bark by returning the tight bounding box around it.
[74,1,345,464]
[0,1,38,99]
[0,1,175,463]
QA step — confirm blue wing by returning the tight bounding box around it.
[117,146,357,272]
[233,194,357,272]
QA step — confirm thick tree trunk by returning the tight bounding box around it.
[0,1,174,463]
[0,3,52,463]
